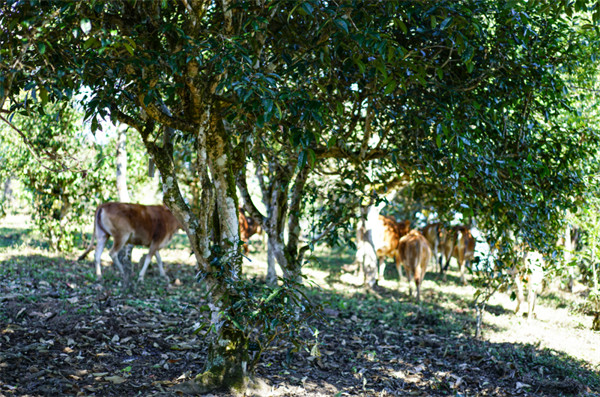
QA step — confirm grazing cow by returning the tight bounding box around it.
[372,215,411,281]
[398,230,431,302]
[78,202,181,283]
[238,207,262,254]
[511,251,545,320]
[422,222,443,270]
[440,225,476,284]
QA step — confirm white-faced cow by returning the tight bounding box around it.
[238,207,262,254]
[511,250,545,320]
[440,225,476,284]
[372,215,411,281]
[398,229,432,302]
[78,202,181,283]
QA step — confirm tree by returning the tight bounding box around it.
[115,124,131,203]
[0,103,114,251]
[2,0,600,392]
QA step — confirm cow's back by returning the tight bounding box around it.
[399,230,431,268]
[375,216,410,256]
[422,223,439,248]
[98,203,178,248]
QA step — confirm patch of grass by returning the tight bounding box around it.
[538,290,569,309]
[2,215,599,396]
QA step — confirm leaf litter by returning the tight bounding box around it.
[0,246,598,396]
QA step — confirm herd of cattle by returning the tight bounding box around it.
[368,211,543,317]
[77,202,543,318]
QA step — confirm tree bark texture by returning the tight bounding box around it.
[115,125,133,279]
[354,206,378,287]
[115,125,131,203]
[129,100,248,391]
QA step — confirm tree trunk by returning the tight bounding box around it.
[0,177,11,217]
[283,164,310,283]
[133,102,249,391]
[262,163,291,285]
[115,125,133,277]
[354,208,379,287]
[564,224,575,292]
[115,125,131,203]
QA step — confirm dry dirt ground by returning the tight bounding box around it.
[0,215,599,396]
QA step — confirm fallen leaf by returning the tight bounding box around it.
[516,382,531,390]
[105,375,127,384]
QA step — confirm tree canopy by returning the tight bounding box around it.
[2,0,600,392]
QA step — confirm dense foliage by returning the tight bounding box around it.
[0,104,115,251]
[2,0,600,391]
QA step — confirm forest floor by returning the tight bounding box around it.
[0,214,599,396]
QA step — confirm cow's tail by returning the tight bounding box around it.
[77,207,102,261]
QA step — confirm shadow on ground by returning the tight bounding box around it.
[0,249,598,396]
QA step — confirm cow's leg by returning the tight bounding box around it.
[377,257,385,281]
[153,251,170,282]
[395,255,405,280]
[415,278,421,302]
[514,276,525,315]
[94,229,109,279]
[527,283,537,320]
[458,253,466,285]
[108,234,128,280]
[138,248,155,282]
[403,265,413,298]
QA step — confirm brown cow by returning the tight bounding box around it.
[398,229,431,302]
[374,215,411,281]
[238,207,262,254]
[440,225,476,284]
[78,202,181,282]
[422,222,443,271]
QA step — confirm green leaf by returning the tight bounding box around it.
[466,61,474,74]
[307,148,316,168]
[123,42,134,56]
[384,79,397,95]
[38,42,46,55]
[80,18,92,34]
[83,37,99,50]
[327,135,337,148]
[355,58,366,74]
[461,46,474,63]
[440,17,452,30]
[301,2,314,15]
[430,15,437,29]
[334,18,349,33]
[264,287,282,303]
[395,18,408,35]
[39,87,48,105]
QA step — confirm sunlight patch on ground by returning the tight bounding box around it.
[241,244,600,371]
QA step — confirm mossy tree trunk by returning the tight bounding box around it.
[238,156,309,285]
[120,98,248,392]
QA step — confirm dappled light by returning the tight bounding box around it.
[2,0,600,394]
[1,215,599,395]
